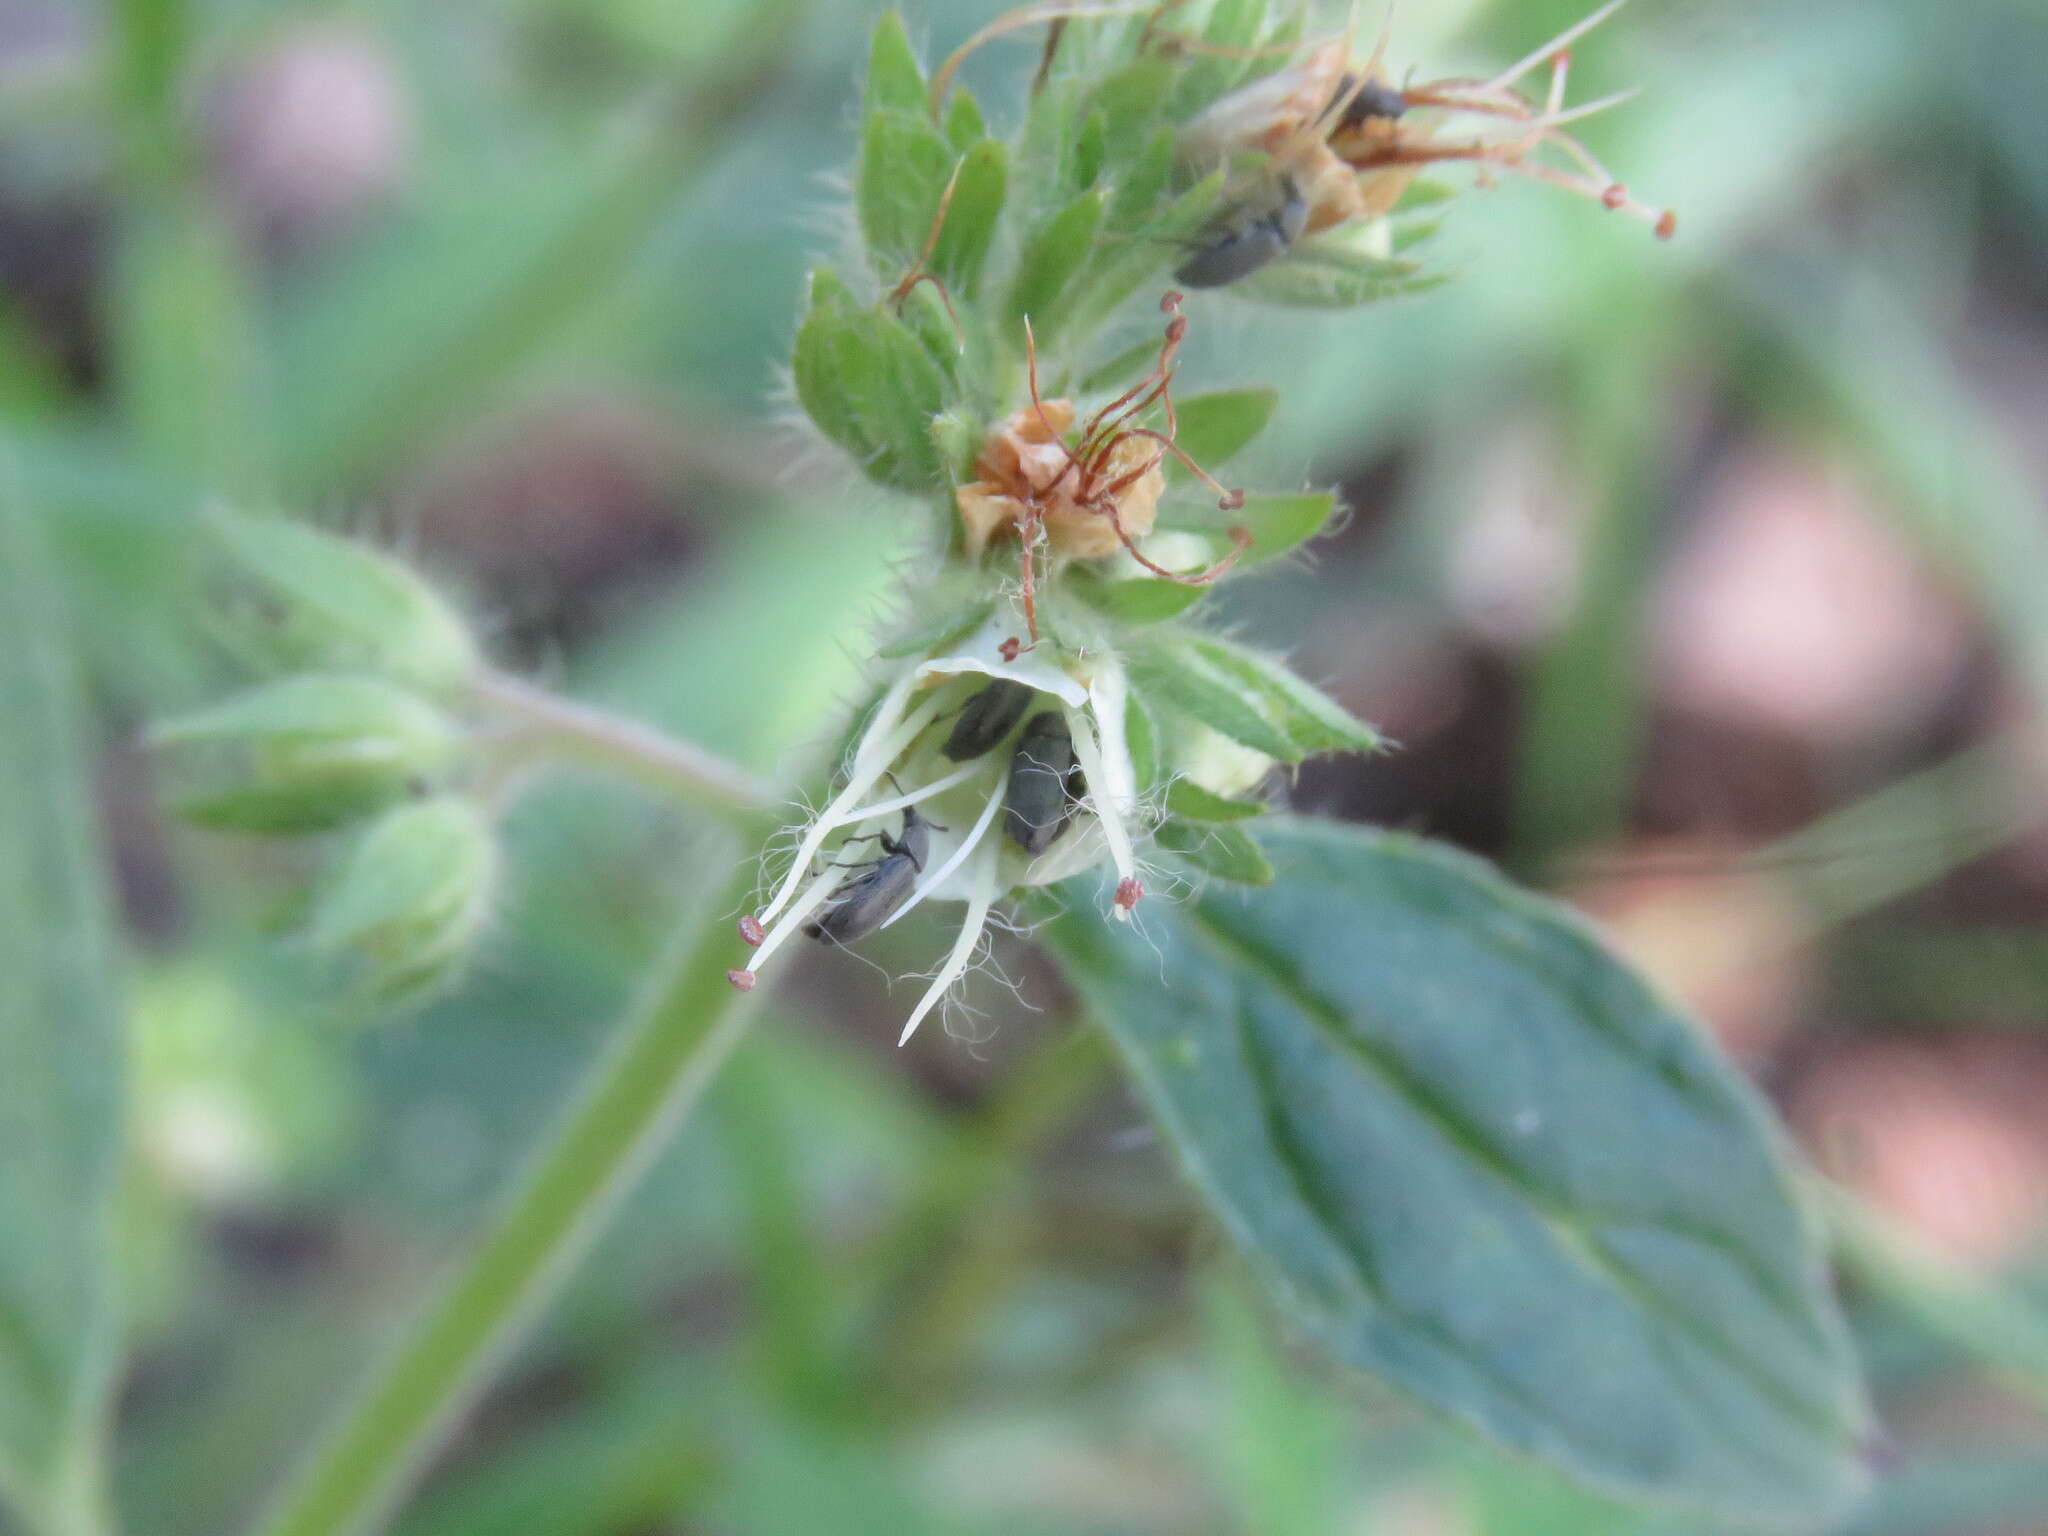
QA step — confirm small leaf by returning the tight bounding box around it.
[857,109,958,271]
[1008,189,1107,344]
[1160,491,1336,568]
[1045,819,1871,1526]
[1170,388,1278,478]
[1073,112,1108,191]
[1128,632,1379,762]
[1165,779,1266,822]
[1238,235,1450,310]
[310,795,497,1008]
[1066,171,1221,339]
[1126,689,1162,796]
[930,138,1007,300]
[208,510,478,694]
[1190,634,1381,756]
[1108,126,1175,227]
[1067,567,1208,624]
[155,673,458,835]
[863,10,927,118]
[1154,817,1275,884]
[792,273,949,492]
[877,596,995,660]
[942,85,987,151]
[1127,639,1296,760]
[1168,0,1271,118]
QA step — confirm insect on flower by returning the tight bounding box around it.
[1175,0,1676,288]
[804,801,937,945]
[954,291,1255,643]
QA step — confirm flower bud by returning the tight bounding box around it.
[307,795,497,1007]
[207,510,478,694]
[154,673,459,834]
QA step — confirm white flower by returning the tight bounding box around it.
[727,614,1149,1044]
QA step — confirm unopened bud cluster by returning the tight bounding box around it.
[156,512,495,1007]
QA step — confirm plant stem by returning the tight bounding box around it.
[468,669,777,819]
[249,849,770,1536]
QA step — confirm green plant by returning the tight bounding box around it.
[24,2,1889,1533]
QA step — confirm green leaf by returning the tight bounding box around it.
[1126,689,1162,796]
[208,511,479,694]
[862,10,927,118]
[1165,779,1266,822]
[1153,817,1275,884]
[1192,634,1381,754]
[1128,632,1380,761]
[929,139,1007,300]
[1065,171,1222,339]
[791,271,949,492]
[876,595,995,660]
[155,673,459,835]
[857,110,957,272]
[1158,490,1336,568]
[1171,389,1278,478]
[1107,126,1176,228]
[1128,638,1296,760]
[1067,567,1208,624]
[0,498,121,1531]
[1045,819,1871,1526]
[942,87,987,152]
[1168,0,1271,118]
[1238,234,1451,310]
[1007,189,1107,344]
[311,796,498,1008]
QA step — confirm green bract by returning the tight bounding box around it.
[205,510,478,694]
[309,795,498,1008]
[154,673,459,834]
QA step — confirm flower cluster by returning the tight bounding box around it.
[752,0,1666,1042]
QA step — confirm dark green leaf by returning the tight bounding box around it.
[930,139,1007,300]
[0,500,121,1529]
[1165,780,1266,822]
[863,10,927,119]
[1153,817,1275,884]
[1045,819,1871,1526]
[1127,637,1296,760]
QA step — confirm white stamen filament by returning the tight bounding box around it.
[755,692,945,925]
[1061,703,1138,919]
[1483,0,1633,94]
[842,759,985,823]
[898,833,1000,1046]
[749,863,849,973]
[878,773,1006,932]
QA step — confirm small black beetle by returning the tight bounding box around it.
[1173,173,1309,290]
[941,678,1036,762]
[1329,73,1408,130]
[1004,712,1087,856]
[805,805,933,945]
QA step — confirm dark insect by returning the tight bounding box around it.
[805,805,934,945]
[941,678,1036,762]
[1173,172,1308,289]
[1329,72,1408,129]
[1004,711,1087,856]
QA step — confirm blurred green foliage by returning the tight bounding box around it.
[6,0,2048,1530]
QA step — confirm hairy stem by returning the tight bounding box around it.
[468,669,776,818]
[249,848,770,1536]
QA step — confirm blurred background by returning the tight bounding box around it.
[7,0,2048,1529]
